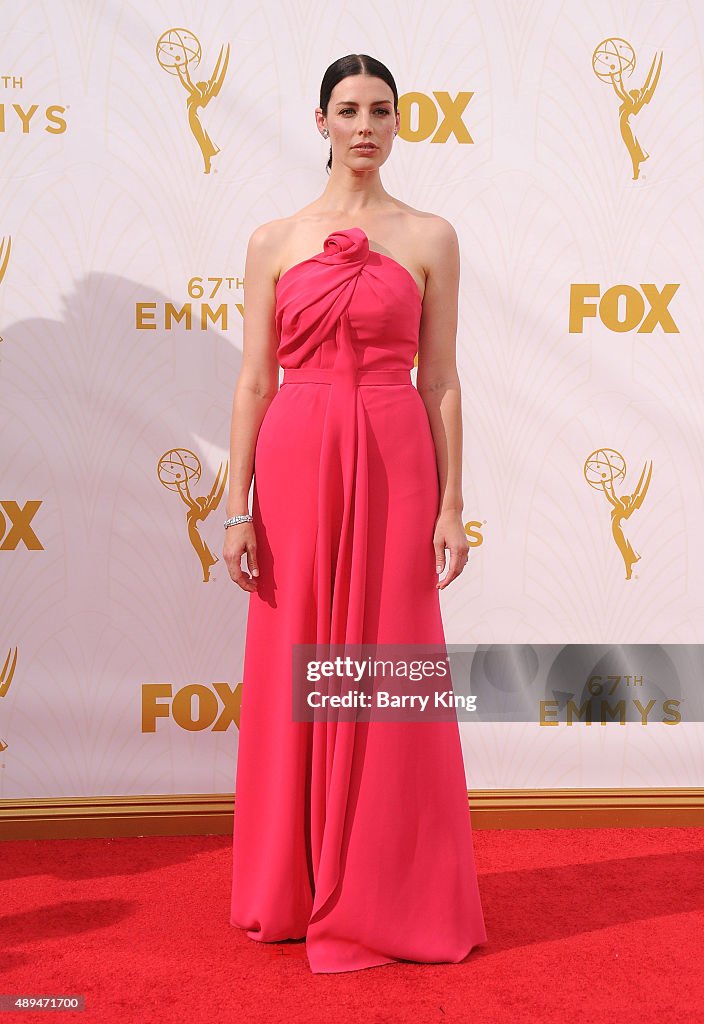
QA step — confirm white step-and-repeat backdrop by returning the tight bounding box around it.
[1,0,702,799]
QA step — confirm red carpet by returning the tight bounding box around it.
[1,826,702,1023]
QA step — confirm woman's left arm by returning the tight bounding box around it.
[416,217,469,590]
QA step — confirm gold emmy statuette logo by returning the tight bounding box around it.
[157,448,227,582]
[592,38,663,180]
[156,28,230,174]
[0,646,18,752]
[0,235,11,286]
[584,448,653,580]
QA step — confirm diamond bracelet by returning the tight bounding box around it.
[224,514,253,528]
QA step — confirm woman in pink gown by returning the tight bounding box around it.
[225,53,487,974]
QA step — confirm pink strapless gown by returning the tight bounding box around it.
[230,227,487,974]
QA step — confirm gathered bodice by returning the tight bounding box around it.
[274,227,422,372]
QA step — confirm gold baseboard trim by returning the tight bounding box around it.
[1,788,703,841]
[467,787,704,830]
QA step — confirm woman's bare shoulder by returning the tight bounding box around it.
[246,215,292,253]
[390,206,459,282]
[396,205,458,247]
[244,215,305,286]
[246,210,321,265]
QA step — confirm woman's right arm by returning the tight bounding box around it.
[223,222,281,591]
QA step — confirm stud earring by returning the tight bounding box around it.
[322,128,329,139]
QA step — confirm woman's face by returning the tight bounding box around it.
[319,74,398,168]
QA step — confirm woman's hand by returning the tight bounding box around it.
[433,510,469,590]
[223,523,259,592]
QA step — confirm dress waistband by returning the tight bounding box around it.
[282,367,412,386]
